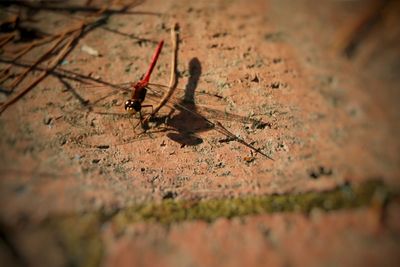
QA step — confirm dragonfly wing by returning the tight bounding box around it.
[193,105,266,126]
[78,81,132,91]
[147,83,224,102]
[145,84,259,125]
[74,129,168,149]
[72,82,133,112]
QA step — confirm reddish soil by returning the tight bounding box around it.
[0,0,399,266]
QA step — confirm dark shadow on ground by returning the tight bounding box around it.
[165,57,212,146]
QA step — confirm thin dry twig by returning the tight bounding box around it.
[0,2,112,114]
[0,26,86,81]
[8,32,68,89]
[0,26,83,114]
[0,33,16,47]
[150,23,179,117]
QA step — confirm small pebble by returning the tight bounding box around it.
[81,44,100,57]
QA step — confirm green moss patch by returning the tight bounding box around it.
[113,179,394,226]
[37,179,397,266]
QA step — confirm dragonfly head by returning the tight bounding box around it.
[124,99,141,114]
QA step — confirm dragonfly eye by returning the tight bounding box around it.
[125,99,140,114]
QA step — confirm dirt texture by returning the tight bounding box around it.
[0,0,399,266]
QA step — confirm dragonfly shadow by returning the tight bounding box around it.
[165,57,212,146]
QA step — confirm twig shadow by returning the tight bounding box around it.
[0,0,157,111]
[58,77,89,107]
[164,57,212,146]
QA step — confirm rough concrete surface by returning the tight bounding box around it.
[0,0,399,266]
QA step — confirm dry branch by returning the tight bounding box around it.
[0,27,83,114]
[150,23,179,117]
[0,2,113,114]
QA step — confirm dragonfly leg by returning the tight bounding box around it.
[131,105,154,132]
[139,111,150,130]
[140,104,155,125]
[132,110,147,132]
[141,104,154,114]
[132,115,143,131]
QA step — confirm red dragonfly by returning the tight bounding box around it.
[77,40,273,160]
[123,39,164,117]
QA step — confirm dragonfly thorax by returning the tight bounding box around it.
[125,99,142,113]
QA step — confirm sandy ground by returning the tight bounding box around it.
[0,0,399,266]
